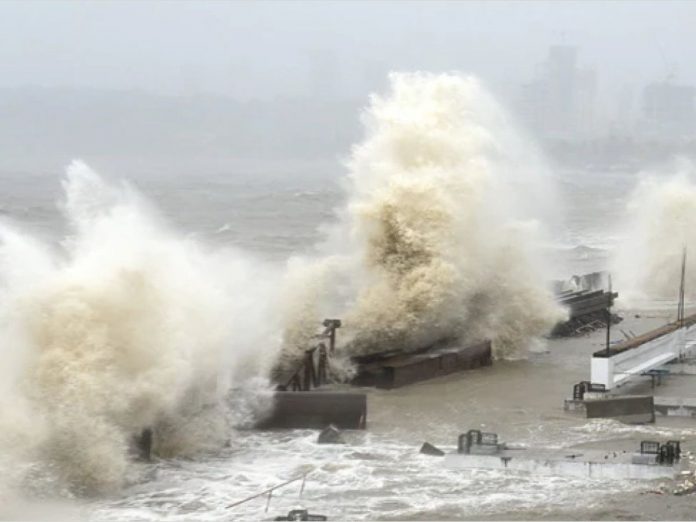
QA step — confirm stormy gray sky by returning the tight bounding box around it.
[1,0,695,100]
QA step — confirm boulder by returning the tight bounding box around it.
[420,442,445,456]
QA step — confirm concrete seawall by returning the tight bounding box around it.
[255,391,367,429]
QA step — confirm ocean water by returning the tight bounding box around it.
[1,161,695,521]
[0,163,619,271]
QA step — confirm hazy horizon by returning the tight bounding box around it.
[3,1,696,174]
[1,1,695,100]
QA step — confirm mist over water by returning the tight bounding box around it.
[0,161,278,497]
[282,73,564,362]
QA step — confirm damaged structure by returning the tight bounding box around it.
[552,271,620,337]
[260,318,493,428]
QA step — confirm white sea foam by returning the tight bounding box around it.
[614,160,696,304]
[282,72,564,362]
[0,161,278,496]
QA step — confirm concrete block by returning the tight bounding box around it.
[631,453,659,465]
[654,396,696,417]
[564,399,586,414]
[584,395,655,424]
[469,444,502,455]
[256,391,367,430]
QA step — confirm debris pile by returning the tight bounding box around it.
[551,271,621,337]
[674,469,696,496]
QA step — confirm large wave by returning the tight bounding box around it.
[281,73,564,363]
[614,160,696,303]
[0,161,277,496]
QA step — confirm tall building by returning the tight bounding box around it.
[518,46,597,139]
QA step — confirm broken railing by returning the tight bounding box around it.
[226,473,309,513]
[275,319,341,392]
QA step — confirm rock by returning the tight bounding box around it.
[419,442,445,456]
[317,424,344,444]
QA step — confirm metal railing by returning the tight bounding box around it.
[572,381,606,400]
[226,473,309,513]
[276,319,341,392]
[458,429,498,454]
[640,440,681,465]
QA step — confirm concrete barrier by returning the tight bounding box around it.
[584,395,655,424]
[654,396,696,417]
[255,391,367,430]
[444,447,682,480]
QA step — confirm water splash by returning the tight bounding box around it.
[614,159,696,304]
[0,161,278,496]
[282,72,563,362]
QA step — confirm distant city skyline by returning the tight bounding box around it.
[1,1,696,103]
[517,45,695,140]
[1,0,696,174]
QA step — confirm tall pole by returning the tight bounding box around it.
[605,273,612,354]
[679,246,687,327]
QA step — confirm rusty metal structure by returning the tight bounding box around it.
[274,319,341,392]
[351,340,493,389]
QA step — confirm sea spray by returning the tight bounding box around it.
[614,160,696,303]
[0,161,278,496]
[281,73,564,364]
